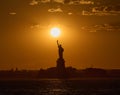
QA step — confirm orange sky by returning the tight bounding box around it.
[0,0,120,70]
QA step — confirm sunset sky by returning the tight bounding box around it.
[0,0,120,70]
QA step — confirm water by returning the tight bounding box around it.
[0,78,120,95]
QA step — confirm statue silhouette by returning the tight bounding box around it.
[56,40,66,78]
[57,40,64,59]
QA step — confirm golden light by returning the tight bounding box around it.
[50,27,61,37]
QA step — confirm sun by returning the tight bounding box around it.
[50,27,61,37]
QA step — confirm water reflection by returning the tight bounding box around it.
[44,79,69,94]
[0,79,120,95]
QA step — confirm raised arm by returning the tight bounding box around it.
[57,40,59,46]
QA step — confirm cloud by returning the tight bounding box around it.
[29,0,39,5]
[54,0,64,4]
[48,8,63,12]
[68,12,73,15]
[29,0,94,5]
[80,0,94,5]
[41,0,50,3]
[80,24,120,32]
[30,24,40,29]
[29,0,50,5]
[30,24,49,30]
[69,0,94,5]
[82,11,119,16]
[82,5,120,16]
[9,12,16,15]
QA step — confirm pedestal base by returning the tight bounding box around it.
[56,58,66,78]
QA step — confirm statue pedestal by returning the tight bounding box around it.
[56,58,66,78]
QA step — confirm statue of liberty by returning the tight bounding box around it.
[56,40,66,78]
[57,40,64,59]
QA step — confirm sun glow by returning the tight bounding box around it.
[50,27,61,37]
